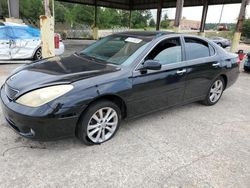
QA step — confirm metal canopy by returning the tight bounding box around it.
[57,0,243,10]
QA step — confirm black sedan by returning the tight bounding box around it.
[0,31,239,145]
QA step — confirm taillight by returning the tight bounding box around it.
[54,34,60,49]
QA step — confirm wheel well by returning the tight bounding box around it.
[87,95,127,119]
[220,74,228,90]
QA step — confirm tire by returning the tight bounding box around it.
[202,76,225,106]
[76,100,121,145]
[33,48,42,60]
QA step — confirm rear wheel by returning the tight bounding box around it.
[202,76,225,106]
[33,48,42,60]
[217,43,223,48]
[77,100,121,145]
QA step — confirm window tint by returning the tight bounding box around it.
[0,28,7,40]
[184,37,210,60]
[146,37,182,65]
[13,28,33,39]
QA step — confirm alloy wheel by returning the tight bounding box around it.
[209,80,223,103]
[87,107,118,143]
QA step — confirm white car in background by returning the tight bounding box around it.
[0,22,64,60]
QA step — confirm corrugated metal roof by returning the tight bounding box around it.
[57,0,243,10]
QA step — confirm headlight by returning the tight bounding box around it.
[16,85,73,107]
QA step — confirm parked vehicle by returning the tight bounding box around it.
[0,22,64,60]
[211,37,231,48]
[217,24,228,31]
[244,53,250,72]
[0,31,239,145]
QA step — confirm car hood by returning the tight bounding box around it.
[5,54,120,91]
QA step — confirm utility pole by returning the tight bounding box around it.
[0,1,3,20]
[230,0,249,52]
[218,4,224,24]
[174,0,184,32]
[7,0,19,18]
[40,0,55,58]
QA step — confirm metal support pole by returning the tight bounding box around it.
[156,0,163,31]
[199,0,209,36]
[129,10,132,29]
[7,0,19,18]
[174,0,184,32]
[94,5,97,27]
[93,3,98,40]
[230,0,249,52]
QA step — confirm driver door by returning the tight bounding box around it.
[0,28,11,60]
[127,37,187,117]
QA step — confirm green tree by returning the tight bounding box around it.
[0,0,9,18]
[160,13,170,29]
[54,1,66,23]
[149,18,155,27]
[131,10,152,28]
[242,19,250,38]
[20,0,43,21]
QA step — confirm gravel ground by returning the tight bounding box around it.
[0,40,250,188]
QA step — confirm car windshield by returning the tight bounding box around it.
[80,35,148,65]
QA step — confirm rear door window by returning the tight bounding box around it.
[0,28,7,40]
[13,27,33,39]
[184,37,210,60]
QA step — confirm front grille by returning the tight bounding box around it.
[4,84,19,100]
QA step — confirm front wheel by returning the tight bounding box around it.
[77,100,121,145]
[202,77,225,106]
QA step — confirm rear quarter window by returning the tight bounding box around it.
[184,37,210,60]
[13,27,34,39]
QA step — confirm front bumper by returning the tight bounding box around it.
[0,85,81,141]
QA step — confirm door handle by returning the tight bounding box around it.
[176,69,187,74]
[212,63,220,67]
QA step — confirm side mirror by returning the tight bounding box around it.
[139,60,162,71]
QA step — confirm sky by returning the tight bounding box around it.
[151,4,250,23]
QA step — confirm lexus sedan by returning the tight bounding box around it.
[0,22,64,60]
[0,31,239,145]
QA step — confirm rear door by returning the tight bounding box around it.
[10,27,40,59]
[0,27,11,60]
[183,37,222,102]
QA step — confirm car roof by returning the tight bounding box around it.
[0,22,30,29]
[113,31,176,41]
